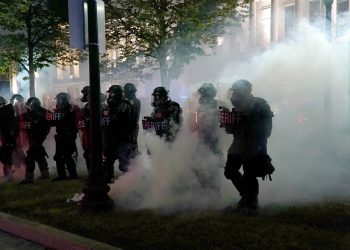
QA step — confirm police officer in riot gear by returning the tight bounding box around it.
[0,96,16,180]
[20,97,51,184]
[196,83,222,155]
[78,86,108,173]
[52,92,79,181]
[224,79,273,214]
[194,83,224,191]
[102,85,134,183]
[10,94,26,169]
[79,86,91,172]
[149,86,182,142]
[124,83,141,152]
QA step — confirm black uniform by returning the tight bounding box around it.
[103,85,134,182]
[151,99,182,142]
[22,100,51,183]
[51,93,78,180]
[193,83,224,191]
[124,83,141,150]
[224,80,273,213]
[0,101,16,178]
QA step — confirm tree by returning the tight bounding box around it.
[0,0,81,97]
[105,0,249,89]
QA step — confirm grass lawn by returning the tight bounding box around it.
[0,178,349,250]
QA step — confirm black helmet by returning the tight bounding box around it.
[229,79,252,107]
[107,85,124,94]
[26,97,41,111]
[80,86,90,102]
[10,94,24,104]
[106,85,124,105]
[81,86,90,95]
[197,83,217,98]
[152,87,168,98]
[124,83,137,93]
[230,79,252,93]
[151,86,168,107]
[0,96,6,107]
[55,92,71,111]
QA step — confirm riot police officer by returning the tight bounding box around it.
[124,83,140,153]
[9,94,26,169]
[149,86,182,142]
[223,79,273,215]
[196,83,223,156]
[102,85,134,183]
[78,86,107,173]
[20,97,51,184]
[0,96,16,180]
[79,86,91,172]
[194,83,224,191]
[52,92,79,181]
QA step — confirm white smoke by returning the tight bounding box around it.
[109,22,350,210]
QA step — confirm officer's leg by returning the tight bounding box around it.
[102,149,117,183]
[53,135,67,180]
[83,148,90,173]
[65,154,78,179]
[63,139,78,179]
[117,144,132,173]
[33,144,50,179]
[224,154,244,195]
[37,157,50,179]
[2,146,13,180]
[22,148,35,183]
[242,159,259,212]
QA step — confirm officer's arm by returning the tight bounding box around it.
[258,103,273,139]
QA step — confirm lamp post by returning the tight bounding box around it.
[322,0,334,148]
[323,0,334,42]
[80,0,114,212]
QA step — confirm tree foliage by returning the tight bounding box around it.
[105,0,249,88]
[0,0,80,97]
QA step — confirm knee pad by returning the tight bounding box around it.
[224,169,241,180]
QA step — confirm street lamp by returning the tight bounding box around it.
[79,0,114,213]
[322,0,334,148]
[323,0,334,42]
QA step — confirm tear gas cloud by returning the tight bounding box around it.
[109,22,350,211]
[1,21,349,211]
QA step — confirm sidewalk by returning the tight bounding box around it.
[0,212,121,250]
[0,230,47,249]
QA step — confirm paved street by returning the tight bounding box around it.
[0,230,48,250]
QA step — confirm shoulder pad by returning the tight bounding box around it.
[170,101,181,109]
[253,97,273,117]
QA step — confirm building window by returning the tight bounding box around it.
[337,0,349,37]
[285,5,295,38]
[56,63,80,81]
[309,0,322,25]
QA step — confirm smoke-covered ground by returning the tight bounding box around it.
[1,22,349,212]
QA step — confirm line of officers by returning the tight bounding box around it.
[0,79,273,214]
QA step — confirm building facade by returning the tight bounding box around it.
[7,0,350,101]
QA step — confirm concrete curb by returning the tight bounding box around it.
[0,212,121,250]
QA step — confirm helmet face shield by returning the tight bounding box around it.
[197,83,216,104]
[107,90,123,105]
[26,97,41,112]
[54,93,71,111]
[151,87,168,107]
[151,94,163,107]
[229,80,252,106]
[80,86,90,102]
